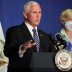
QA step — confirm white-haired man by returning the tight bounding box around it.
[4,1,54,72]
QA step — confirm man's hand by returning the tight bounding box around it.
[21,40,36,50]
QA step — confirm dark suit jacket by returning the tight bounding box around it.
[4,23,55,72]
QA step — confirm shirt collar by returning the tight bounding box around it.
[25,22,37,31]
[60,29,68,39]
[60,29,72,43]
[25,22,38,37]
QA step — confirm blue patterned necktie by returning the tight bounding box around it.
[32,29,40,52]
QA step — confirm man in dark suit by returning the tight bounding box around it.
[4,1,55,72]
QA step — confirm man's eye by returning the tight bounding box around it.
[39,11,42,14]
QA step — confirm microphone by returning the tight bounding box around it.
[56,34,67,48]
[48,33,59,50]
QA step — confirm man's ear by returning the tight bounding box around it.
[23,12,27,19]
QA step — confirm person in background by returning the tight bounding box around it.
[0,22,9,72]
[0,39,9,72]
[56,9,72,51]
[4,1,54,72]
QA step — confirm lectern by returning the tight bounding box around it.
[8,52,72,72]
[30,52,60,72]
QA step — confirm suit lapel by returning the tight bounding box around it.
[21,23,33,40]
[21,23,37,52]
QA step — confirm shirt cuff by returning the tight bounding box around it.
[18,44,26,58]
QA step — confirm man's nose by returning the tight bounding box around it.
[36,13,41,18]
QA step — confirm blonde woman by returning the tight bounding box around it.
[58,9,72,51]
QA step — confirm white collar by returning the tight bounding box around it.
[60,29,72,43]
[25,22,38,37]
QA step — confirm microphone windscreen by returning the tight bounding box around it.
[56,33,67,48]
[56,34,62,41]
[48,33,57,45]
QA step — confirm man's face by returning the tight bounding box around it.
[24,4,42,27]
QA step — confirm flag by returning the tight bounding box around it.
[0,21,9,66]
[0,21,5,43]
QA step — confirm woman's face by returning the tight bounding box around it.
[65,18,72,22]
[64,17,72,32]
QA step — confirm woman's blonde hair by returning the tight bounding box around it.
[60,9,72,24]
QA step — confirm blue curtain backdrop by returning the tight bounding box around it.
[0,0,72,37]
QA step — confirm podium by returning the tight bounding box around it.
[30,52,72,72]
[30,52,59,72]
[8,52,72,72]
